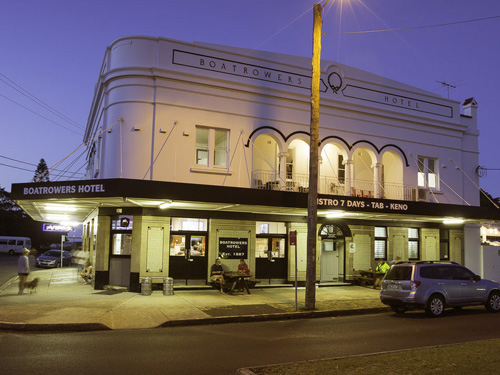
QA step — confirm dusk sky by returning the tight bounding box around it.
[1,0,499,199]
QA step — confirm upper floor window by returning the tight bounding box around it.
[195,127,229,168]
[417,156,438,189]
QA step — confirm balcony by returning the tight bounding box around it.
[251,170,415,201]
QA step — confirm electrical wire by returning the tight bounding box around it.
[0,93,83,135]
[325,15,500,35]
[0,72,85,131]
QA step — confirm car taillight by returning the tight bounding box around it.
[411,281,421,290]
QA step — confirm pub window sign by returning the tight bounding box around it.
[218,237,248,259]
[112,215,133,231]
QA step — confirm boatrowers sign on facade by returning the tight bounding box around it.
[173,49,452,118]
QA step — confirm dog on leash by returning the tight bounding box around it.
[24,277,40,293]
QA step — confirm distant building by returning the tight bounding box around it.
[12,36,500,291]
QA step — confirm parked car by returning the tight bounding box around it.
[380,261,500,317]
[36,250,72,268]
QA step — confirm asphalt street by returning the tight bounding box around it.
[1,309,500,375]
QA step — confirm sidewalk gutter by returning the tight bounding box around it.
[0,307,390,333]
[159,307,390,328]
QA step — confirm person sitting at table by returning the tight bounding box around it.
[237,259,250,276]
[210,258,225,292]
[373,259,390,289]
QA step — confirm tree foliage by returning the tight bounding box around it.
[34,158,50,182]
[480,189,500,208]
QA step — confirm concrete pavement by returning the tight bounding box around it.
[0,267,389,331]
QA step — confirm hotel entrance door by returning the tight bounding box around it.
[169,233,207,285]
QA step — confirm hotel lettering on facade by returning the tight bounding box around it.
[12,36,500,291]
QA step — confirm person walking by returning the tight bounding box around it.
[18,248,30,294]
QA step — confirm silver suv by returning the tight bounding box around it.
[380,261,500,317]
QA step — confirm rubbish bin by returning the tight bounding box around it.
[141,277,152,296]
[163,277,174,296]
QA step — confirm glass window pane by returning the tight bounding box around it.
[417,157,425,173]
[408,241,419,259]
[428,173,436,188]
[189,236,205,256]
[214,130,227,148]
[440,242,449,260]
[170,235,186,256]
[418,172,425,187]
[408,228,419,239]
[196,127,209,147]
[256,238,268,258]
[196,149,208,166]
[375,227,387,238]
[214,149,227,167]
[272,238,285,258]
[171,218,207,231]
[428,159,435,173]
[112,234,132,255]
[374,240,386,259]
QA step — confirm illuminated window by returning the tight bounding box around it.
[195,126,229,168]
[417,156,438,189]
[374,227,387,259]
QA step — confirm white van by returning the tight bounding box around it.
[0,236,31,255]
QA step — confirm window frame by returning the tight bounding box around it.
[195,126,229,169]
[439,228,450,260]
[417,156,439,190]
[408,228,420,260]
[374,227,387,260]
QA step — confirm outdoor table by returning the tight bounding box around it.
[355,270,385,286]
[224,272,252,294]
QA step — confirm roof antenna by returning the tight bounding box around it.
[436,81,457,99]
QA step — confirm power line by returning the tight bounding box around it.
[0,155,85,176]
[0,72,85,131]
[0,93,83,135]
[325,15,500,35]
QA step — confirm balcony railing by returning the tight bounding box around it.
[251,170,414,201]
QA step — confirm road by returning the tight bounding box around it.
[1,309,499,374]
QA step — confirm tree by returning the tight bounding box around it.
[34,158,50,182]
[480,189,500,208]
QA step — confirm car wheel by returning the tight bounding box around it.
[425,294,445,317]
[390,305,407,314]
[485,291,500,313]
[8,250,15,255]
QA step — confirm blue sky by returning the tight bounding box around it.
[1,0,499,198]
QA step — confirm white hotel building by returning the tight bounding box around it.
[12,36,500,291]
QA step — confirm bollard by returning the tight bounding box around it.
[163,277,174,296]
[141,277,152,296]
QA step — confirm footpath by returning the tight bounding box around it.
[0,267,388,331]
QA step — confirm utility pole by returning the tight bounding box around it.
[305,2,326,311]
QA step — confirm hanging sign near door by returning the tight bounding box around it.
[218,237,248,259]
[290,231,297,246]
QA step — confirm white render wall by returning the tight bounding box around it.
[85,36,480,206]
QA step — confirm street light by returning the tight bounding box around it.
[305,0,330,311]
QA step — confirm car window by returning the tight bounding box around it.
[45,251,59,257]
[420,265,453,280]
[451,266,475,280]
[385,266,412,280]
